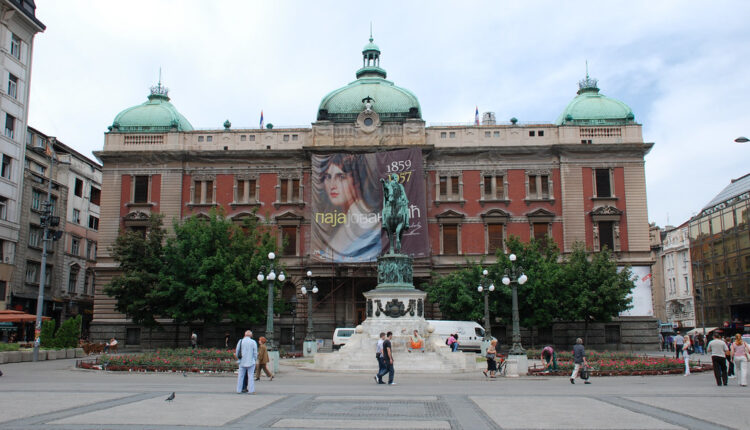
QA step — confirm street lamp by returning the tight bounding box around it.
[477,268,495,354]
[289,294,297,353]
[301,270,318,356]
[31,138,64,362]
[502,253,528,356]
[256,252,284,351]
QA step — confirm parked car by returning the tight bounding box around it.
[332,328,356,350]
[426,320,492,352]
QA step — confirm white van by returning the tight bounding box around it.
[332,327,356,350]
[426,320,489,352]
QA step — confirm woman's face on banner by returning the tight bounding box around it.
[323,163,356,208]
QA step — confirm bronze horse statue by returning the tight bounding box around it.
[381,173,410,254]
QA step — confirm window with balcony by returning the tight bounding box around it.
[7,73,17,99]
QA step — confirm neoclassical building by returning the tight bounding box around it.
[92,37,655,348]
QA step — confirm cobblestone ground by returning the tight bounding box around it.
[0,354,747,430]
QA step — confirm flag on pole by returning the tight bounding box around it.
[259,110,264,129]
[642,273,652,282]
[475,106,480,125]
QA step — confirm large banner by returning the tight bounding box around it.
[311,148,428,262]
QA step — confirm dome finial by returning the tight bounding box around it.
[357,29,386,79]
[577,60,598,94]
[369,22,373,42]
[150,67,169,99]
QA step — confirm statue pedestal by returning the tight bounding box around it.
[303,340,317,357]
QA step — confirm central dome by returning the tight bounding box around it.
[110,83,193,133]
[556,75,635,126]
[317,36,421,123]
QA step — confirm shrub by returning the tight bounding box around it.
[40,319,56,348]
[54,315,81,348]
[0,343,20,351]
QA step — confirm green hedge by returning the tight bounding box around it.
[39,316,82,348]
[0,343,20,351]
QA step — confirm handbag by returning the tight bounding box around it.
[237,340,243,360]
[580,366,589,380]
[485,353,495,360]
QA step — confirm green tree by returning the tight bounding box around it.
[557,243,634,342]
[54,315,82,348]
[424,263,485,322]
[39,319,55,348]
[160,209,276,332]
[104,214,167,329]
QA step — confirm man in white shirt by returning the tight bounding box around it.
[374,332,386,384]
[673,334,684,360]
[235,330,258,394]
[707,332,729,386]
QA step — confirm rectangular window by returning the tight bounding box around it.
[249,135,255,141]
[485,131,491,138]
[1,154,10,179]
[0,195,7,220]
[5,113,15,139]
[29,226,42,248]
[483,175,504,200]
[449,131,456,138]
[527,174,550,199]
[438,175,460,200]
[10,34,20,60]
[538,130,544,137]
[493,131,500,137]
[7,74,17,99]
[235,178,257,203]
[86,240,97,259]
[280,179,288,202]
[31,189,43,211]
[282,226,297,256]
[82,271,90,295]
[533,223,549,241]
[279,178,300,203]
[442,224,458,254]
[88,215,99,230]
[0,281,6,299]
[487,224,503,254]
[440,132,447,138]
[90,186,101,205]
[74,178,83,197]
[599,221,615,251]
[72,208,80,224]
[240,135,246,141]
[133,176,149,203]
[206,136,213,142]
[25,261,38,284]
[198,136,204,142]
[283,134,290,142]
[71,237,80,256]
[595,168,612,197]
[529,131,535,137]
[68,266,79,293]
[192,180,214,204]
[292,134,298,141]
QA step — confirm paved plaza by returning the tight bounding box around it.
[0,355,748,430]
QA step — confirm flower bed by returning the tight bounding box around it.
[526,349,713,376]
[78,348,239,373]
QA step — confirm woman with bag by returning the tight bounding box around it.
[682,335,691,375]
[483,339,498,378]
[730,334,749,386]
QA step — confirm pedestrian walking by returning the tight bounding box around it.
[375,332,386,384]
[707,332,729,386]
[730,333,749,386]
[666,334,673,352]
[483,339,498,378]
[682,335,691,375]
[570,338,591,385]
[235,330,258,394]
[383,331,395,385]
[254,336,274,381]
[190,331,198,349]
[673,334,684,359]
[725,337,736,378]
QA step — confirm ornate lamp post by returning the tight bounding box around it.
[289,294,297,353]
[502,253,528,356]
[477,269,495,355]
[257,252,285,352]
[301,270,318,356]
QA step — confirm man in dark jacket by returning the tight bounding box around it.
[570,338,591,385]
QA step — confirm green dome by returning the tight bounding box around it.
[317,36,421,122]
[556,76,635,126]
[110,84,193,133]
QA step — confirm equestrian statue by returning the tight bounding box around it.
[380,173,410,254]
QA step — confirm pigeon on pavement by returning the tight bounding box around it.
[165,392,175,402]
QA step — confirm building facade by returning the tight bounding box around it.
[662,223,695,330]
[689,173,750,330]
[7,127,100,339]
[92,38,655,349]
[0,0,44,310]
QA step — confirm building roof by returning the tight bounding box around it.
[7,0,45,31]
[317,36,421,123]
[701,172,750,212]
[109,83,193,133]
[556,74,635,126]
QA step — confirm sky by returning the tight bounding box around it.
[27,0,750,228]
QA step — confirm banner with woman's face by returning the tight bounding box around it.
[311,148,429,262]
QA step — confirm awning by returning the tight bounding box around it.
[0,310,52,323]
[686,327,718,336]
